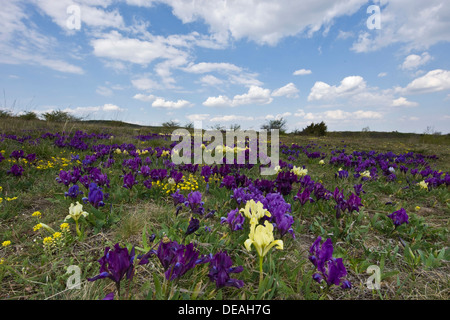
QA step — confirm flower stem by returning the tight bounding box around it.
[259,255,264,288]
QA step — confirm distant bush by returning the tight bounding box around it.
[162,120,180,128]
[42,110,80,122]
[261,117,287,134]
[0,109,13,118]
[18,111,39,120]
[301,121,327,136]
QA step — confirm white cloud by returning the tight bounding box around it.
[133,93,156,102]
[392,97,419,107]
[401,52,432,70]
[210,115,254,122]
[199,75,224,86]
[272,83,299,98]
[295,109,383,122]
[233,86,273,105]
[203,86,273,107]
[351,0,450,53]
[131,77,162,91]
[91,31,187,66]
[0,1,84,74]
[182,62,242,74]
[401,69,450,94]
[308,76,366,101]
[378,72,388,77]
[96,86,113,97]
[186,113,210,122]
[163,0,367,45]
[203,95,233,107]
[152,98,192,109]
[293,69,312,76]
[63,103,125,115]
[33,0,125,31]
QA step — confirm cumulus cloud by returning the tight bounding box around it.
[61,103,125,116]
[0,1,84,74]
[294,108,383,122]
[351,0,450,53]
[210,115,255,122]
[293,69,312,76]
[400,69,450,94]
[271,83,299,98]
[308,76,366,101]
[163,0,367,45]
[133,93,156,102]
[391,97,419,107]
[401,52,432,70]
[186,113,210,122]
[152,98,192,109]
[203,86,273,107]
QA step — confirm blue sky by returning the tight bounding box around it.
[1,0,449,133]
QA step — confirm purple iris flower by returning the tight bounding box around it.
[388,208,409,227]
[25,153,36,163]
[185,216,200,236]
[353,184,365,196]
[272,212,295,239]
[201,165,212,183]
[220,175,237,189]
[150,168,167,181]
[151,239,207,281]
[207,251,244,289]
[7,164,24,177]
[335,169,349,179]
[65,184,83,198]
[346,193,363,213]
[170,170,184,184]
[184,191,205,215]
[220,208,245,231]
[171,189,187,206]
[88,243,137,290]
[85,182,105,208]
[309,237,351,289]
[9,150,24,160]
[294,188,315,205]
[123,172,138,190]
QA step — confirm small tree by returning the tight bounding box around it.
[43,110,80,122]
[261,117,287,134]
[162,120,180,128]
[229,123,241,131]
[18,111,39,120]
[301,121,327,136]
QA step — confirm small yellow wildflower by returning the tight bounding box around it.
[32,211,42,218]
[33,223,42,231]
[43,237,53,245]
[52,232,62,240]
[2,240,12,247]
[60,223,70,231]
[6,197,18,201]
[319,160,325,165]
[415,206,421,211]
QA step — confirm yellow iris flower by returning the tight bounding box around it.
[244,220,283,258]
[239,199,270,224]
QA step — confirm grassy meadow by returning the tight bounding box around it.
[0,118,448,300]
